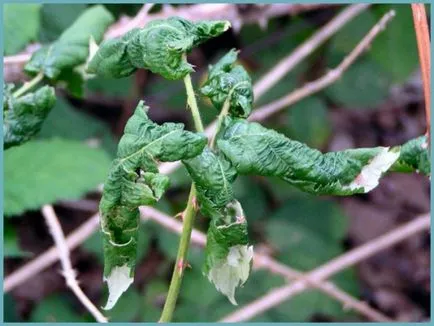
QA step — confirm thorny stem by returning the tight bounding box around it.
[159,72,204,322]
[411,3,430,148]
[159,185,198,322]
[12,72,44,98]
[210,97,231,148]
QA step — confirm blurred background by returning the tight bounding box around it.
[3,3,430,322]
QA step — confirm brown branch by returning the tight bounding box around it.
[253,3,370,99]
[4,205,391,322]
[250,9,396,121]
[41,206,107,323]
[3,4,333,82]
[411,3,431,145]
[220,214,431,322]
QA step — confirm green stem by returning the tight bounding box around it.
[159,74,204,322]
[159,185,197,322]
[210,97,231,149]
[183,73,204,132]
[12,72,44,98]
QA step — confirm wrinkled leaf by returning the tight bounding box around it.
[3,84,56,149]
[201,49,254,118]
[88,17,230,80]
[4,4,41,55]
[4,138,111,216]
[204,200,252,305]
[183,147,237,218]
[217,118,418,195]
[391,135,430,176]
[25,5,114,83]
[100,100,206,310]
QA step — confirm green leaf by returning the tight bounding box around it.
[25,5,114,80]
[218,118,402,195]
[4,4,41,55]
[200,49,254,118]
[183,147,237,218]
[38,97,117,156]
[39,4,87,43]
[370,5,419,82]
[3,84,56,149]
[286,96,331,148]
[4,138,111,216]
[141,280,168,322]
[204,201,252,305]
[100,100,206,310]
[391,135,430,176]
[88,17,230,80]
[30,294,86,322]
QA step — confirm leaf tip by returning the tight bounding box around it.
[103,264,134,310]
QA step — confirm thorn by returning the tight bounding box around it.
[236,215,245,223]
[191,196,198,211]
[175,211,185,221]
[185,262,192,269]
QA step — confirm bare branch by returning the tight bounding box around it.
[253,3,370,99]
[220,214,430,322]
[41,205,107,323]
[250,9,396,121]
[5,204,391,321]
[3,4,332,82]
[4,213,100,292]
[411,3,431,145]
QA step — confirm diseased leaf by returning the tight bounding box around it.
[183,147,237,218]
[25,5,114,83]
[204,200,252,305]
[4,138,111,216]
[100,100,207,310]
[3,84,56,149]
[201,49,254,118]
[4,4,41,55]
[217,118,428,195]
[390,135,430,176]
[88,17,230,80]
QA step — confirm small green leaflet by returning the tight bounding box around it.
[87,17,230,80]
[204,200,252,305]
[100,101,207,310]
[217,118,430,195]
[24,5,114,95]
[3,84,56,149]
[183,147,237,219]
[201,49,254,118]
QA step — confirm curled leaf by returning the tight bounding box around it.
[204,200,252,305]
[24,5,114,92]
[390,135,430,176]
[100,100,206,309]
[201,49,253,118]
[88,17,231,80]
[3,84,56,149]
[183,147,237,218]
[217,118,408,195]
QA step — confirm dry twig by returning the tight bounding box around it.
[411,3,431,145]
[3,4,332,82]
[250,9,396,121]
[220,214,431,322]
[41,206,107,323]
